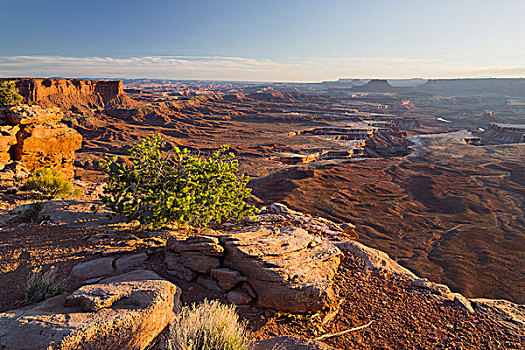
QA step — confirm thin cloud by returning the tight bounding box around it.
[0,55,523,82]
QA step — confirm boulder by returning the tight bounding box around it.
[14,122,82,177]
[166,235,223,275]
[0,270,181,350]
[249,336,336,350]
[221,226,342,312]
[116,253,148,272]
[226,289,253,305]
[167,235,224,256]
[211,267,247,290]
[181,252,220,274]
[70,257,115,280]
[451,293,475,314]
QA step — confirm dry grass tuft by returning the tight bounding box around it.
[25,267,65,305]
[162,299,249,350]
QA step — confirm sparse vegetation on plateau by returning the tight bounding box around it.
[162,299,249,350]
[25,267,65,305]
[98,134,257,230]
[25,168,81,198]
[0,80,23,106]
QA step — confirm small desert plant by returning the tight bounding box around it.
[163,299,249,350]
[25,267,65,305]
[21,202,50,223]
[25,168,80,198]
[0,80,23,106]
[98,134,257,230]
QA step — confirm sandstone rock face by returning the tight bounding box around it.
[211,267,247,290]
[14,122,82,177]
[470,299,525,338]
[249,336,336,350]
[168,235,224,256]
[0,105,82,177]
[0,270,180,350]
[221,226,342,312]
[0,125,19,166]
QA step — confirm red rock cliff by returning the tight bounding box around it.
[12,79,138,113]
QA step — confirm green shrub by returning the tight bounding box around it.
[25,168,80,198]
[99,134,257,230]
[163,299,249,350]
[0,80,23,106]
[25,267,65,305]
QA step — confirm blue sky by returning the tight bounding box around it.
[1,0,524,81]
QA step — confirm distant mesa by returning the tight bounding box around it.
[480,123,525,144]
[351,79,395,92]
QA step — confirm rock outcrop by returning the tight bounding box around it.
[165,222,343,313]
[0,105,81,177]
[221,226,342,312]
[470,299,525,338]
[0,270,180,350]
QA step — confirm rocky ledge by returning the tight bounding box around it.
[166,225,342,313]
[0,270,180,350]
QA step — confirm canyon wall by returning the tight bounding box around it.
[10,78,138,114]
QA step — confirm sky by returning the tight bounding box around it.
[0,0,524,82]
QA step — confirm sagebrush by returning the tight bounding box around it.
[25,168,80,198]
[162,299,249,350]
[99,134,257,230]
[25,267,65,305]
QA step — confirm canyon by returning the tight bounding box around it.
[0,77,523,349]
[4,78,523,305]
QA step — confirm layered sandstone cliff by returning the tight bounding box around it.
[0,105,82,177]
[13,78,139,115]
